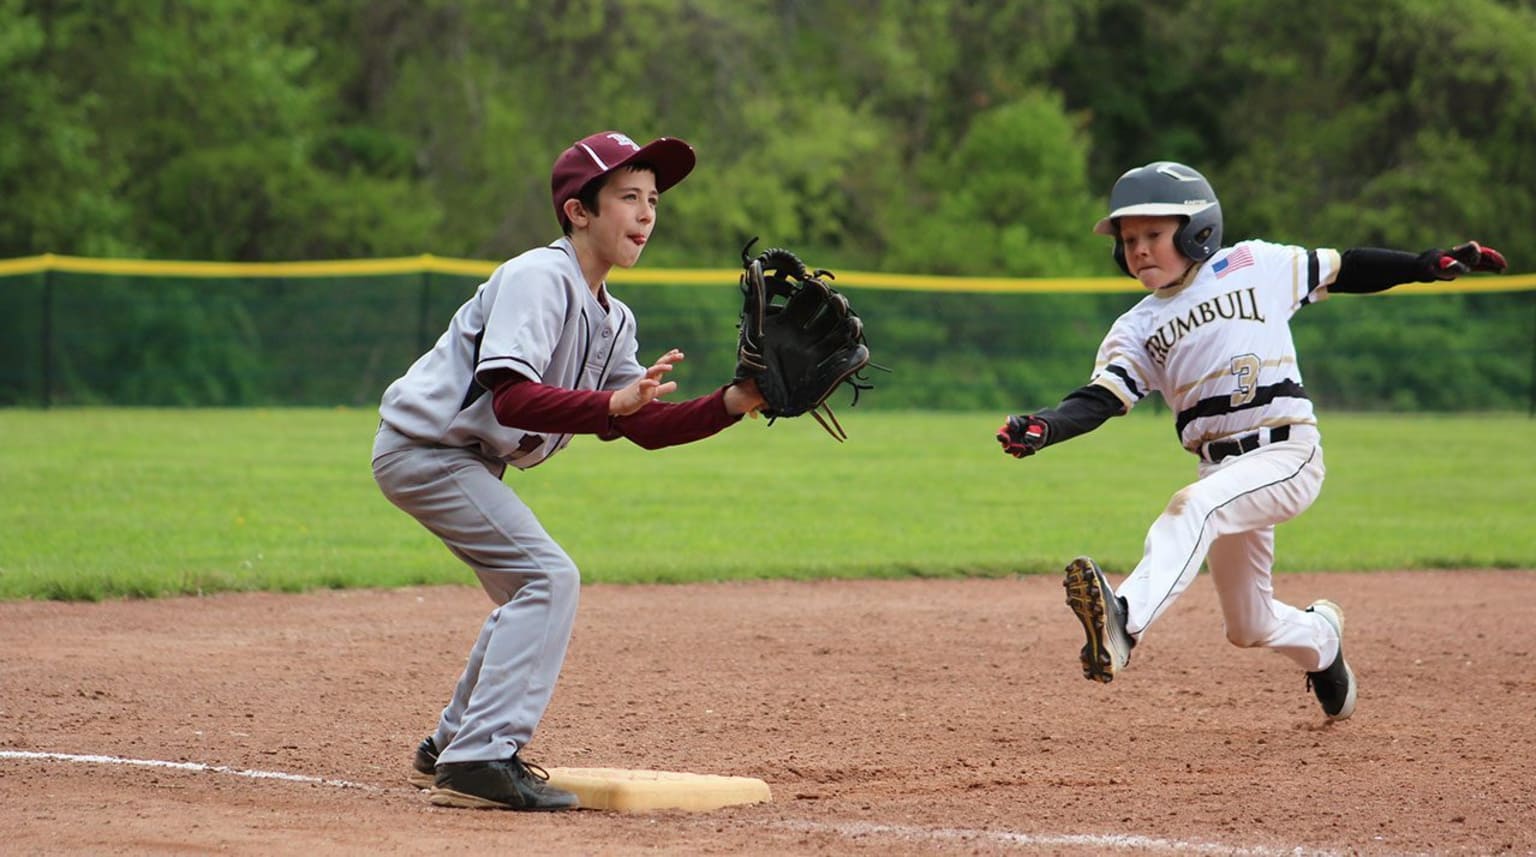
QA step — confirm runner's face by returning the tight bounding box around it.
[589,167,658,270]
[1118,215,1191,290]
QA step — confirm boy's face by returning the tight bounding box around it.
[577,166,659,270]
[1118,215,1191,290]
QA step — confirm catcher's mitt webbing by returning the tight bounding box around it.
[734,238,873,440]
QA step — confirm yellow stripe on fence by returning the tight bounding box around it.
[0,253,497,279]
[1,253,1533,295]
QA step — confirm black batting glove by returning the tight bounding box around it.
[997,414,1049,458]
[1421,241,1509,280]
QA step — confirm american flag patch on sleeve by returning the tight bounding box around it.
[1212,246,1254,279]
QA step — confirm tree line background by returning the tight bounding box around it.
[2,0,1534,411]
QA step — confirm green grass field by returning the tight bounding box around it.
[0,408,1532,601]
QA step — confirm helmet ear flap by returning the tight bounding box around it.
[1173,205,1222,263]
[1112,239,1131,277]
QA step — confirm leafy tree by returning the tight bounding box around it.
[2,0,441,260]
[1184,0,1536,258]
[1,0,1532,410]
[0,0,133,255]
[884,93,1103,277]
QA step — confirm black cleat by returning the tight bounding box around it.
[407,735,438,789]
[1306,600,1357,721]
[430,753,579,811]
[1063,556,1134,683]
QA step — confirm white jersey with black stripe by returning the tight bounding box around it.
[1089,239,1343,453]
[378,237,647,468]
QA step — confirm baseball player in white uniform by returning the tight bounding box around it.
[997,161,1507,721]
[373,130,765,810]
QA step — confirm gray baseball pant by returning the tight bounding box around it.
[371,423,578,765]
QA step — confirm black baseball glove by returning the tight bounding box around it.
[734,238,873,440]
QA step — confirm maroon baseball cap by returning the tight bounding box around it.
[551,131,696,227]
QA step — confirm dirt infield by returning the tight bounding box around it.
[2,570,1533,856]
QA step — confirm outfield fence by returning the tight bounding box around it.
[2,254,1534,414]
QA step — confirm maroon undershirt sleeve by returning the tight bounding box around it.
[491,376,613,434]
[491,376,740,450]
[613,385,740,449]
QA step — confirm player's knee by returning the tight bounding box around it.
[480,554,580,605]
[547,559,579,590]
[1223,624,1268,648]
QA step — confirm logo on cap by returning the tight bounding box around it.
[552,131,696,228]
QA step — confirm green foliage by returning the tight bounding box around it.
[0,1,133,255]
[886,93,1104,277]
[3,0,1536,412]
[0,0,443,260]
[1193,0,1536,255]
[1295,294,1534,411]
[0,409,1531,601]
[658,95,902,269]
[5,0,1536,267]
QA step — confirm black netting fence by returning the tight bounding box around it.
[2,264,1533,413]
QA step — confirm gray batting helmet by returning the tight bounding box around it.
[1094,161,1222,276]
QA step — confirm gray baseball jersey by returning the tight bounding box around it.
[379,236,646,468]
[373,236,650,766]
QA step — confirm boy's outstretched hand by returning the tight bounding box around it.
[1427,241,1508,279]
[997,414,1050,458]
[610,348,683,416]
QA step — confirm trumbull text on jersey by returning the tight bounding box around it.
[1144,286,1266,366]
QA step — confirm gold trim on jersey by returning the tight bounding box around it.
[1306,248,1342,304]
[1290,247,1343,307]
[1093,348,1156,404]
[1319,249,1342,285]
[1291,248,1303,307]
[1091,376,1136,412]
[1171,356,1297,398]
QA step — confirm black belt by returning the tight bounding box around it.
[1202,425,1291,463]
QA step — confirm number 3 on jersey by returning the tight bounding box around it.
[1229,354,1260,407]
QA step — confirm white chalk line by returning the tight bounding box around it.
[0,749,379,791]
[768,819,1344,856]
[1,750,1351,855]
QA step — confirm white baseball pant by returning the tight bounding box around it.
[1114,425,1340,672]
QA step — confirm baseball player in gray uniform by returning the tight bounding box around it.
[997,161,1507,721]
[373,130,765,810]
